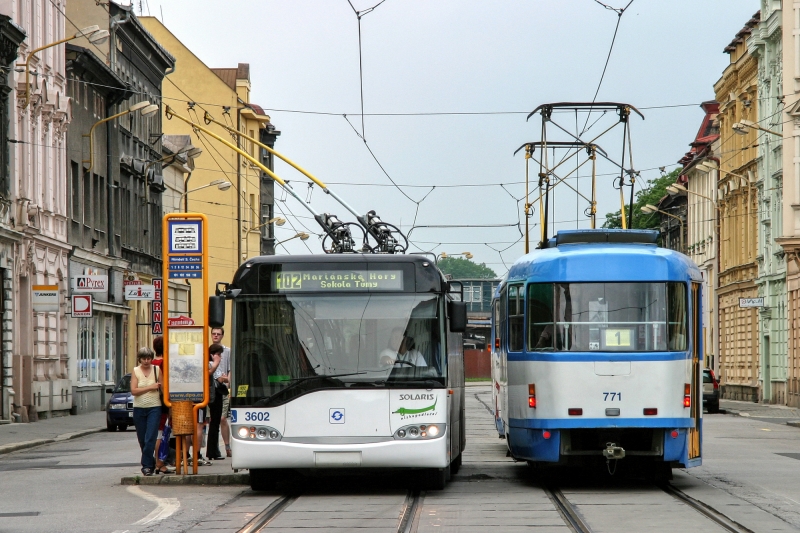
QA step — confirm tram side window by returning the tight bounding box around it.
[527,283,554,350]
[508,285,524,351]
[668,282,688,351]
[499,288,508,350]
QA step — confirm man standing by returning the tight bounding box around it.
[208,327,232,459]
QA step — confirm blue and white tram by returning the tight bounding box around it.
[491,229,703,474]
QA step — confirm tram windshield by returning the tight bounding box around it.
[527,282,687,352]
[231,294,444,407]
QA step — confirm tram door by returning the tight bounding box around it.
[689,282,702,459]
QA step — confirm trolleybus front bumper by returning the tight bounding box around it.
[231,428,450,470]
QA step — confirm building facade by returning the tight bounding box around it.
[140,17,277,328]
[777,0,800,407]
[0,13,24,421]
[68,0,174,393]
[679,102,720,373]
[64,43,131,414]
[749,2,788,405]
[714,13,761,401]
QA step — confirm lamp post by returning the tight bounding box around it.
[19,25,110,109]
[732,119,782,137]
[641,204,684,252]
[84,101,159,174]
[144,146,203,179]
[276,232,310,248]
[179,180,232,212]
[242,217,286,259]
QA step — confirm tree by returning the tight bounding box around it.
[437,257,497,279]
[603,168,682,229]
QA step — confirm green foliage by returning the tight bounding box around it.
[602,168,683,229]
[437,256,497,279]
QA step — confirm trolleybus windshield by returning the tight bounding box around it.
[526,282,687,352]
[232,293,444,407]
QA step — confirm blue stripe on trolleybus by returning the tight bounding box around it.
[507,351,691,362]
[509,417,695,429]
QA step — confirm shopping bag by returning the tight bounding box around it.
[158,420,172,462]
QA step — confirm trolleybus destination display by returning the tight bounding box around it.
[273,270,403,291]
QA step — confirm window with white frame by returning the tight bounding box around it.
[78,314,114,383]
[464,285,482,303]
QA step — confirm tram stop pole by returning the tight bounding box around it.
[161,213,210,475]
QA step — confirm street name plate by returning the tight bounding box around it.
[739,297,765,308]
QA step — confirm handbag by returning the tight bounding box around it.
[158,419,171,462]
[215,379,229,396]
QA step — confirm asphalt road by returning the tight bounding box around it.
[0,386,798,532]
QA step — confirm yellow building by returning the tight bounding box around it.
[713,17,760,401]
[140,18,274,329]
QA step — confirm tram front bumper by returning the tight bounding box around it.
[231,429,449,470]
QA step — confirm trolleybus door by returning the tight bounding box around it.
[689,282,702,459]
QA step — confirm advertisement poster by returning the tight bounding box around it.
[168,327,205,402]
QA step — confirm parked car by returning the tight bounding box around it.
[702,368,720,413]
[105,373,133,431]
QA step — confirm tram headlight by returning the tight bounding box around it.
[393,424,445,440]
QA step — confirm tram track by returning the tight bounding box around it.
[236,489,422,533]
[545,482,757,533]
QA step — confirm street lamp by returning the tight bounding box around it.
[276,232,310,247]
[179,179,232,211]
[641,204,684,252]
[732,119,782,137]
[20,25,110,109]
[144,146,203,179]
[242,217,286,259]
[436,251,473,263]
[84,101,159,174]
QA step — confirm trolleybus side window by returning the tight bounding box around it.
[508,284,524,352]
[527,283,554,350]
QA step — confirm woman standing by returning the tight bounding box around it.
[131,347,162,476]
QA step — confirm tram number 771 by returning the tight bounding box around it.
[603,392,621,401]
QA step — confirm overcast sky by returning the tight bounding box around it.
[130,0,757,276]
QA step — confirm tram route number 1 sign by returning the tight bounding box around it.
[739,297,765,308]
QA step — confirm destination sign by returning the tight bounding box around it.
[274,270,403,291]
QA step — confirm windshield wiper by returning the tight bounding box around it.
[377,379,443,389]
[254,371,367,406]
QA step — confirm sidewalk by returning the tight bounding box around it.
[720,399,800,428]
[0,410,106,454]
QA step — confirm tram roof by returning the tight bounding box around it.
[506,230,701,284]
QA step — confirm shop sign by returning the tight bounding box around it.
[125,285,155,300]
[72,275,108,293]
[739,297,765,308]
[32,285,59,312]
[71,295,93,318]
[167,315,195,326]
[151,278,163,334]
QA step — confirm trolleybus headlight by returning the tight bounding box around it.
[237,427,249,438]
[234,425,282,441]
[256,428,269,439]
[394,424,445,440]
[269,430,279,440]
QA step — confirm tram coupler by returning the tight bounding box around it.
[602,442,626,460]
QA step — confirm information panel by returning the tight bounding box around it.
[273,270,403,291]
[167,327,205,402]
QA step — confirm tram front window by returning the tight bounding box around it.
[232,294,444,407]
[527,282,687,352]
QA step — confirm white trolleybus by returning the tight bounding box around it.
[209,254,467,490]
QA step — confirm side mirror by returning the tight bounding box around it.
[448,301,467,333]
[105,388,113,394]
[209,295,226,328]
